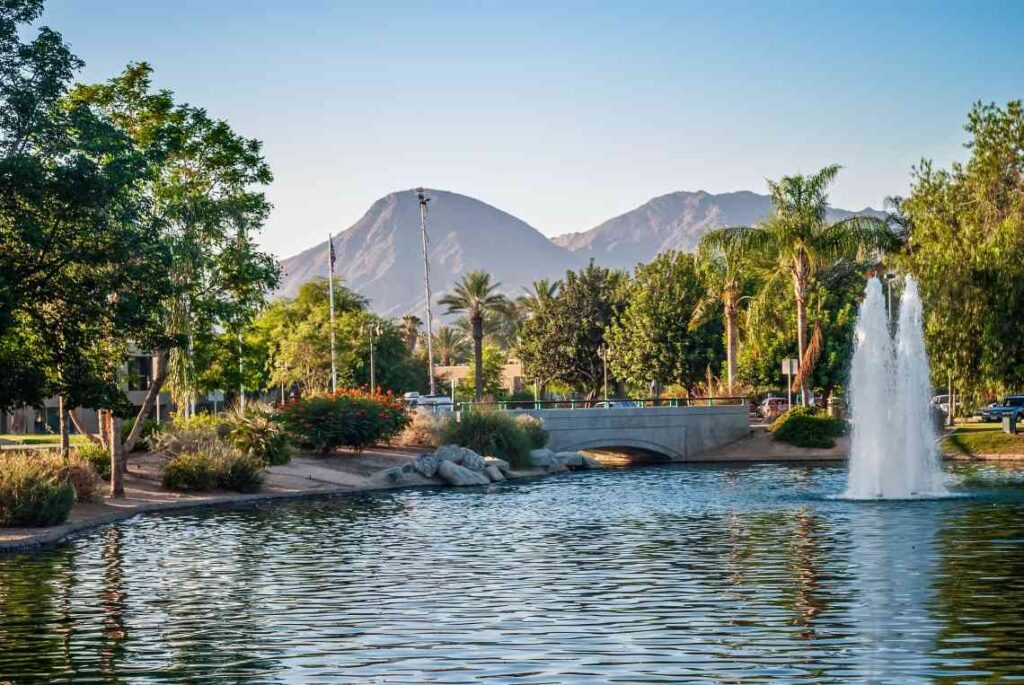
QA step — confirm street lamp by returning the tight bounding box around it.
[598,344,612,402]
[416,188,436,396]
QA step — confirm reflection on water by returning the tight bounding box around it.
[1,463,1023,683]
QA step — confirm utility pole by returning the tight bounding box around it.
[599,344,610,402]
[327,232,338,393]
[366,322,381,392]
[416,188,436,395]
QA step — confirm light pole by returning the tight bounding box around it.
[365,321,382,392]
[884,272,897,323]
[598,344,611,402]
[416,188,436,396]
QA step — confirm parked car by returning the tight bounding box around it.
[979,395,1024,422]
[930,394,950,415]
[594,399,637,408]
[403,392,454,414]
[758,396,790,421]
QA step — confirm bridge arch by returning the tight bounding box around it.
[557,436,683,462]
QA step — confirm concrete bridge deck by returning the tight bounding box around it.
[507,404,750,461]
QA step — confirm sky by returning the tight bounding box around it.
[38,0,1024,258]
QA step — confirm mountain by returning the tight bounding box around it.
[553,190,885,270]
[278,189,582,317]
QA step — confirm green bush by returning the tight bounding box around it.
[216,452,266,493]
[0,452,76,527]
[151,414,223,456]
[75,442,111,480]
[120,418,162,451]
[277,390,412,456]
[441,410,533,468]
[515,414,549,449]
[768,407,847,448]
[160,444,267,493]
[226,405,291,465]
[160,451,220,492]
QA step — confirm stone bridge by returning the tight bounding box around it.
[507,404,750,462]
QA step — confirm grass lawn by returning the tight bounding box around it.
[0,434,92,446]
[941,423,1024,457]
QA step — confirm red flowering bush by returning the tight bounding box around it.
[276,389,411,456]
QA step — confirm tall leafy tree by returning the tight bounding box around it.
[900,100,1024,404]
[607,252,724,392]
[517,262,628,397]
[701,165,895,404]
[439,270,508,401]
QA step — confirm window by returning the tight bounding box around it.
[127,356,153,392]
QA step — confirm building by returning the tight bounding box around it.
[435,359,527,396]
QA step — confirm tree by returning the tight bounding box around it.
[701,165,895,404]
[607,252,723,392]
[456,344,507,399]
[694,238,750,393]
[400,315,421,353]
[900,100,1024,405]
[439,271,508,401]
[517,262,628,397]
[432,325,467,366]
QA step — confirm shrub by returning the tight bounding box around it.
[120,418,162,451]
[75,442,111,480]
[160,451,220,492]
[515,414,549,449]
[151,414,224,456]
[395,411,447,448]
[66,453,102,503]
[769,407,847,448]
[277,389,412,456]
[441,410,533,468]
[226,404,291,465]
[160,443,267,493]
[216,451,266,493]
[0,452,76,527]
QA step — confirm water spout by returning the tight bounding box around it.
[844,276,946,499]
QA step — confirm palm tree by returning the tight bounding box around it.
[432,325,467,366]
[692,243,745,394]
[399,315,421,353]
[517,278,560,318]
[701,165,895,404]
[439,271,508,401]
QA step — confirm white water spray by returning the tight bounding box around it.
[844,276,946,499]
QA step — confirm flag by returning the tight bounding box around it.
[328,235,336,273]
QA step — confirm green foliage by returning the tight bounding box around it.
[440,270,510,400]
[900,100,1024,404]
[440,411,533,468]
[0,452,76,528]
[277,390,412,456]
[75,442,111,481]
[150,413,225,455]
[455,345,507,399]
[768,407,847,448]
[160,451,220,492]
[515,414,549,449]
[517,261,628,396]
[159,443,265,493]
[226,404,291,465]
[607,252,724,390]
[119,418,161,452]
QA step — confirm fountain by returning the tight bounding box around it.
[845,275,946,499]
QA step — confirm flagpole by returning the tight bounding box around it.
[416,188,436,396]
[327,232,337,393]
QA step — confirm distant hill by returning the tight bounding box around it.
[277,188,884,315]
[277,189,582,317]
[553,190,885,270]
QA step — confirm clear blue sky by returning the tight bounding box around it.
[39,0,1024,258]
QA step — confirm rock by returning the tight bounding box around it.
[382,464,429,487]
[437,459,490,486]
[434,444,484,466]
[484,465,506,482]
[555,451,584,467]
[413,454,441,479]
[484,457,511,474]
[460,451,488,472]
[529,448,557,468]
[581,456,604,470]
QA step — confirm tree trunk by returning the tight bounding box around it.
[109,412,125,498]
[794,279,809,407]
[58,395,70,464]
[69,409,102,446]
[472,316,484,402]
[724,296,738,395]
[122,352,168,454]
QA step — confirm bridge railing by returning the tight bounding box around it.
[454,396,749,412]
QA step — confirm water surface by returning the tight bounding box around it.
[1,462,1023,683]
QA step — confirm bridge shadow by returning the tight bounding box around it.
[580,447,676,467]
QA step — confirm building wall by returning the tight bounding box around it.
[435,360,526,394]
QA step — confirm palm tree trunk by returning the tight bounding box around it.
[472,316,484,402]
[794,281,809,407]
[724,297,737,394]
